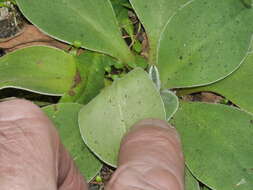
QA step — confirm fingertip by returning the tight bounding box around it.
[133,118,174,130]
[0,98,45,122]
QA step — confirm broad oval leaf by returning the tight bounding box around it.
[172,102,253,190]
[178,52,253,114]
[78,68,166,167]
[43,103,102,181]
[16,0,134,63]
[159,0,253,88]
[129,0,189,64]
[0,46,76,95]
[160,89,179,121]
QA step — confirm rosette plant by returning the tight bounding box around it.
[1,0,253,189]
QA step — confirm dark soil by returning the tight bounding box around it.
[89,165,115,190]
[0,88,60,106]
[0,18,20,39]
[0,6,24,40]
[0,48,5,56]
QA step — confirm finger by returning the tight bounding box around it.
[0,99,59,190]
[106,119,185,190]
[0,99,88,190]
[0,98,45,121]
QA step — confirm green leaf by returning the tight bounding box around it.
[178,52,253,114]
[0,2,7,7]
[60,52,116,105]
[135,55,148,69]
[110,0,131,15]
[202,186,212,190]
[122,1,132,10]
[43,103,102,181]
[111,0,134,40]
[0,46,76,95]
[16,0,134,63]
[78,68,166,166]
[172,102,253,190]
[242,0,253,8]
[132,40,142,53]
[129,0,188,64]
[160,90,179,121]
[149,65,161,90]
[185,167,200,190]
[249,39,253,52]
[158,0,253,88]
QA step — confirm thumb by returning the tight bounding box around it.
[106,119,185,190]
[0,99,88,190]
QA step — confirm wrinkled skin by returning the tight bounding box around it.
[106,119,185,190]
[0,99,87,190]
[0,99,184,190]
